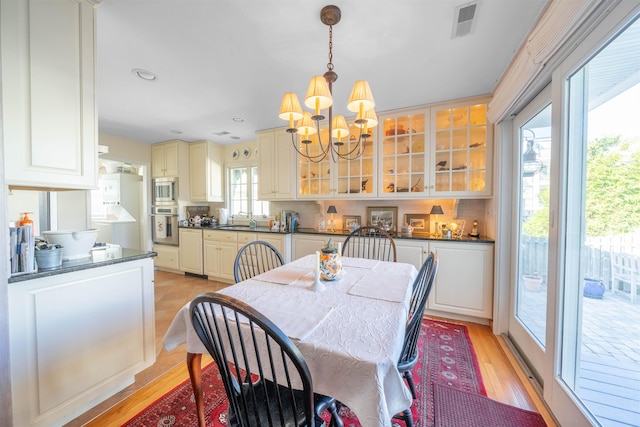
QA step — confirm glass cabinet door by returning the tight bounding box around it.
[336,122,376,196]
[379,111,427,196]
[432,103,490,196]
[298,128,332,198]
[297,123,377,199]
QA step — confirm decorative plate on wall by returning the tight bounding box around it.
[231,149,239,160]
[242,147,251,158]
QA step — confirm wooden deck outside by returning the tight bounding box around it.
[520,287,640,427]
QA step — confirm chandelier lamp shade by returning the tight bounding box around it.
[278,5,377,163]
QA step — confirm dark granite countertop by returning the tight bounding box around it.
[9,248,157,283]
[294,228,495,243]
[178,224,494,243]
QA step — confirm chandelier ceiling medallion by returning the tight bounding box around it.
[278,5,377,163]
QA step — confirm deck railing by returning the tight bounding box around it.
[521,231,640,292]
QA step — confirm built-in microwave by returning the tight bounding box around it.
[152,177,178,205]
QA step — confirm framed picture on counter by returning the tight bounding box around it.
[367,206,398,232]
[404,213,430,232]
[342,215,361,231]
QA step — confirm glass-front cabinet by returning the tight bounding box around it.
[294,97,491,199]
[431,101,491,197]
[297,123,376,199]
[379,109,428,197]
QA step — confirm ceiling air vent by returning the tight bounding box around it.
[452,2,478,38]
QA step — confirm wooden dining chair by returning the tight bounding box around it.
[394,252,438,427]
[341,226,397,262]
[234,240,284,283]
[190,292,343,427]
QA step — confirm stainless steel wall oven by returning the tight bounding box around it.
[151,206,179,246]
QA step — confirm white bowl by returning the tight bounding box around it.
[42,229,98,260]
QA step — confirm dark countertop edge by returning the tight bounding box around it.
[295,228,495,243]
[178,225,494,243]
[9,249,157,283]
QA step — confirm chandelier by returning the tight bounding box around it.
[278,5,377,163]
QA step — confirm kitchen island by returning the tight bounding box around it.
[8,249,157,427]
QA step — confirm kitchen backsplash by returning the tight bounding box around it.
[270,198,491,237]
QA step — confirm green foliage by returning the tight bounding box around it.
[521,188,550,237]
[522,136,640,238]
[585,136,640,236]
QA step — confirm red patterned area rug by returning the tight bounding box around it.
[123,319,486,427]
[433,383,547,427]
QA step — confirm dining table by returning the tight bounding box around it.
[163,254,418,427]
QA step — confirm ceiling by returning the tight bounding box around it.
[96,0,548,146]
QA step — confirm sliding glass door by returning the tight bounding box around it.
[507,7,640,426]
[510,92,552,384]
[560,16,640,426]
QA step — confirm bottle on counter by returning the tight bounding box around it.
[19,212,34,235]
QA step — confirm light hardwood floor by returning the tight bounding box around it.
[67,270,557,427]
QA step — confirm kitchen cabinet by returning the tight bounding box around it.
[292,234,346,260]
[377,97,492,199]
[297,124,377,199]
[430,100,492,197]
[379,108,429,198]
[153,244,180,272]
[2,0,98,190]
[395,238,430,269]
[203,230,239,282]
[152,140,183,178]
[189,140,224,202]
[427,241,494,320]
[8,258,155,427]
[256,232,292,263]
[179,228,203,275]
[258,129,296,200]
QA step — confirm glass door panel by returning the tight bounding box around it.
[431,103,488,195]
[516,105,551,347]
[380,112,427,195]
[561,16,640,425]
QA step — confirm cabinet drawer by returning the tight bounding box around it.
[203,230,237,242]
[237,232,258,245]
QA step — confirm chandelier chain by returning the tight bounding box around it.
[327,25,334,71]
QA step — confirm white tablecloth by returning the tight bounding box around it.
[163,255,417,427]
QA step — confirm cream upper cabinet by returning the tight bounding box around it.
[1,0,98,190]
[430,100,492,197]
[297,124,377,199]
[377,97,492,199]
[378,108,429,198]
[189,140,223,202]
[152,141,180,178]
[257,128,295,200]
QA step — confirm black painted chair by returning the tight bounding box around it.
[341,226,397,262]
[234,240,284,283]
[190,292,343,427]
[394,252,438,427]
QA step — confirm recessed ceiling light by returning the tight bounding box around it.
[131,68,157,81]
[169,130,182,134]
[214,131,230,136]
[230,136,240,140]
[232,116,245,122]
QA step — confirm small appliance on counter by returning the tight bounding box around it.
[186,206,217,227]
